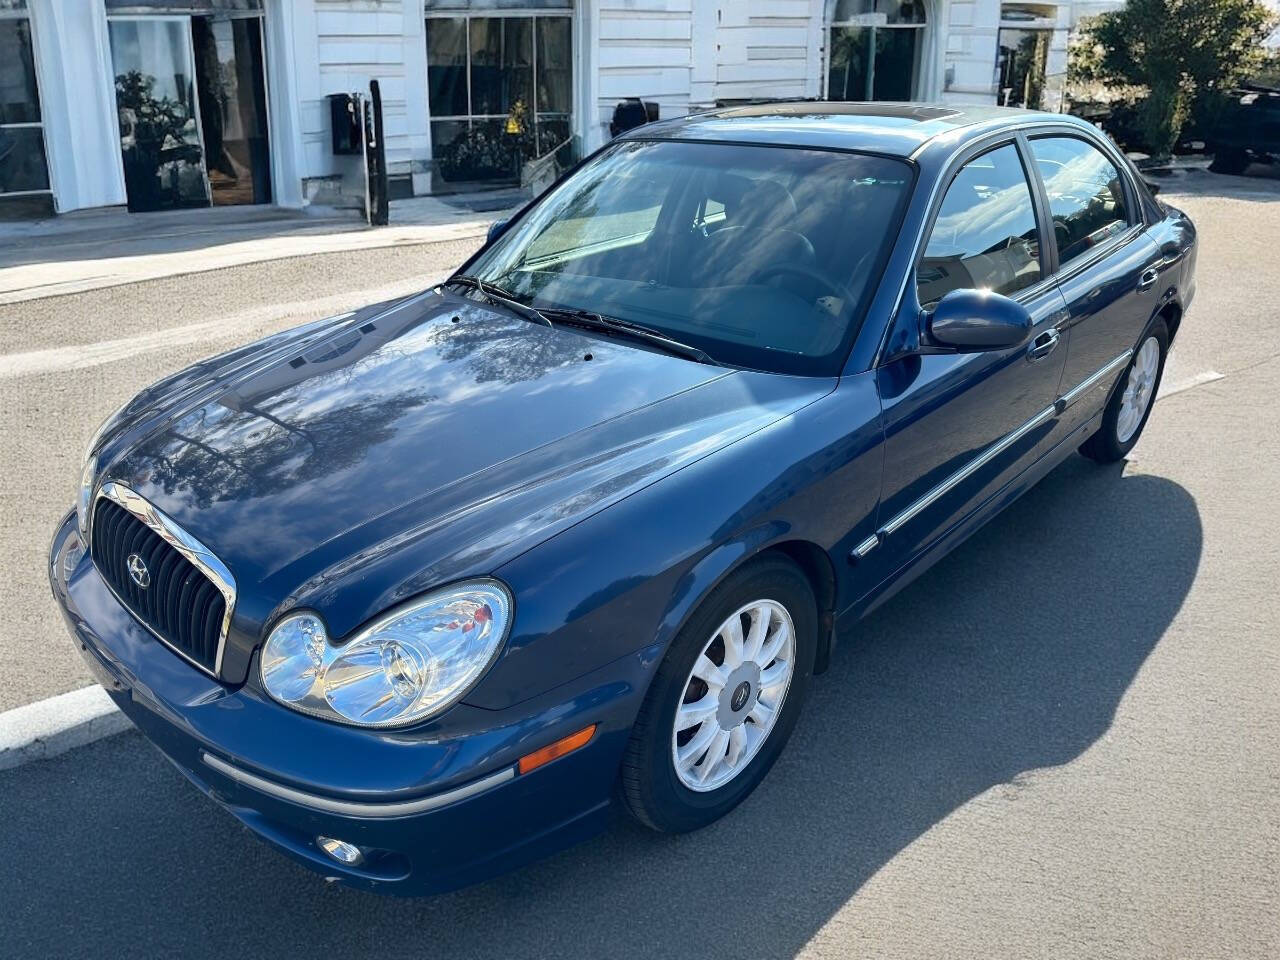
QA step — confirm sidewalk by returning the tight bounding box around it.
[0,191,524,305]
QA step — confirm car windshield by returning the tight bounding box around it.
[464,139,913,375]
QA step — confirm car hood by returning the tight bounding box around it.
[97,290,832,680]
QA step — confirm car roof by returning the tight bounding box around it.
[621,101,1087,158]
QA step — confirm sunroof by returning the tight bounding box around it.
[716,102,962,123]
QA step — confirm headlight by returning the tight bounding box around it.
[76,452,98,535]
[77,399,135,535]
[260,580,513,727]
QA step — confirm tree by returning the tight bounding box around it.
[1072,0,1275,159]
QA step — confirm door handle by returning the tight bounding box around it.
[1137,266,1160,291]
[1027,327,1061,362]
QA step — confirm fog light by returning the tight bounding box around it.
[317,836,364,866]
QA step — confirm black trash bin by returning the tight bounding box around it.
[610,98,659,138]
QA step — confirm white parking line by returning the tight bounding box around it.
[0,685,130,771]
[1157,369,1225,399]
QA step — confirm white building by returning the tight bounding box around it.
[0,0,1119,220]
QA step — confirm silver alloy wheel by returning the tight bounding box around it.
[671,599,796,792]
[1117,336,1160,444]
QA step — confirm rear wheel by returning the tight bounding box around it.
[1079,320,1168,463]
[620,556,817,832]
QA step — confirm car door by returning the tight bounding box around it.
[858,137,1071,588]
[1025,133,1162,431]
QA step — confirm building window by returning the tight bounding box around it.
[995,28,1051,108]
[0,0,53,218]
[105,0,272,213]
[826,0,927,102]
[426,6,572,184]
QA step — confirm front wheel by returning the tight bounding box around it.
[620,556,817,832]
[1079,320,1168,463]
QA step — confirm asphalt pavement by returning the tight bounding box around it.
[0,171,1277,958]
[0,238,480,714]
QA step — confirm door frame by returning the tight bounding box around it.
[856,132,1072,565]
[867,119,1156,372]
[874,128,1061,370]
[1019,128,1148,289]
[105,8,274,211]
[197,10,275,206]
[105,13,214,208]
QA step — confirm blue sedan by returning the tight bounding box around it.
[49,103,1196,894]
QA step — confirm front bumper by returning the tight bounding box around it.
[49,511,644,895]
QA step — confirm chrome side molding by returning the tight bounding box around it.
[201,752,516,817]
[851,534,881,559]
[878,402,1059,541]
[93,482,237,677]
[1057,351,1133,411]
[851,349,1133,561]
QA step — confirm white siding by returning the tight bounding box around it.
[595,0,693,136]
[592,0,825,138]
[300,0,427,183]
[705,0,823,105]
[941,0,1000,101]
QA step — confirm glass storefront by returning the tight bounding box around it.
[0,0,52,218]
[995,27,1050,109]
[193,14,271,205]
[426,3,572,185]
[826,0,927,102]
[106,0,271,212]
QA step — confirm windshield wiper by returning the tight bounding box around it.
[447,278,715,365]
[536,307,718,366]
[447,275,553,329]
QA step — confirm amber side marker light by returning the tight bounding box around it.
[517,724,597,775]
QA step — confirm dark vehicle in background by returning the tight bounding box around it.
[51,103,1196,896]
[1209,85,1280,174]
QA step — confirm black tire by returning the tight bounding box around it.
[1079,319,1169,464]
[1209,147,1249,175]
[620,555,818,833]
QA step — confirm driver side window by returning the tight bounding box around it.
[916,143,1042,308]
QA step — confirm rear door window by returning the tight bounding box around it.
[1029,136,1132,268]
[916,143,1043,308]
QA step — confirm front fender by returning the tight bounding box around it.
[654,521,791,653]
[472,373,883,712]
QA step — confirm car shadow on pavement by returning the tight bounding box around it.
[0,455,1202,960]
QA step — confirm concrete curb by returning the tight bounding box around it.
[0,685,132,772]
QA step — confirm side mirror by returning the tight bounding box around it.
[926,288,1032,351]
[487,218,509,244]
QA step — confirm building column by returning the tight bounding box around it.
[919,0,948,100]
[27,0,126,213]
[576,0,603,155]
[401,1,431,196]
[263,0,307,207]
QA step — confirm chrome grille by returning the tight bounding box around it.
[89,484,234,677]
